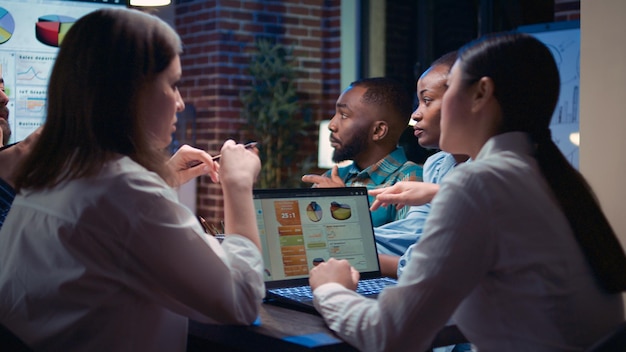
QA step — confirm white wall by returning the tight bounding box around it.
[580,0,626,306]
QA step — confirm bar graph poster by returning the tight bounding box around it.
[0,0,122,143]
[520,21,580,169]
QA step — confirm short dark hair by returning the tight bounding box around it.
[431,51,458,71]
[350,77,412,127]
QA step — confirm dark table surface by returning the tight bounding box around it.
[187,301,468,352]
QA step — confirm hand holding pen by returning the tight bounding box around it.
[217,140,262,189]
[168,141,258,186]
[210,141,258,161]
[186,141,258,168]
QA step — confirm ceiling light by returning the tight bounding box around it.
[129,0,171,6]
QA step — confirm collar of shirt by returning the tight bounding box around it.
[476,131,534,161]
[344,147,409,186]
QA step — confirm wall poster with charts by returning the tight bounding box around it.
[0,0,124,144]
[519,20,581,169]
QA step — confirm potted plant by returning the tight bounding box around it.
[240,39,312,189]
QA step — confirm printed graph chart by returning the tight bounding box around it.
[523,22,580,169]
[0,53,14,88]
[0,7,15,45]
[16,65,48,82]
[543,32,580,169]
[16,53,54,85]
[36,14,75,47]
[16,86,46,118]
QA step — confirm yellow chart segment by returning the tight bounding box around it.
[58,22,73,45]
[0,27,9,43]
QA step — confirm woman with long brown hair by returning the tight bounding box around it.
[0,8,264,351]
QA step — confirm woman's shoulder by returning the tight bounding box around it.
[445,149,537,200]
[99,157,173,198]
[423,151,459,184]
[423,151,451,169]
[451,155,507,179]
[105,156,164,180]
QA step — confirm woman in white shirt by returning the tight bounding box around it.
[309,32,626,351]
[0,8,264,351]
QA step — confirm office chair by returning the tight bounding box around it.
[585,321,626,352]
[0,324,31,351]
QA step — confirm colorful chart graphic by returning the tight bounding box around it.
[306,201,323,222]
[16,53,55,86]
[36,15,75,47]
[0,8,15,44]
[330,201,351,220]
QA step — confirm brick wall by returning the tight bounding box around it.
[172,0,579,226]
[175,0,341,225]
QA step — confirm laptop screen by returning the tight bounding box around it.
[253,187,382,288]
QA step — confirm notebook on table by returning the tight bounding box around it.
[253,187,397,314]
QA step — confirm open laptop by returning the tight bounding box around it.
[253,187,397,314]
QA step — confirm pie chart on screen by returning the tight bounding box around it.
[0,8,15,44]
[306,201,323,222]
[36,15,75,47]
[330,201,351,220]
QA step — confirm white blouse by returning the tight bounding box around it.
[313,132,624,352]
[0,156,264,351]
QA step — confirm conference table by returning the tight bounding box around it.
[187,300,468,351]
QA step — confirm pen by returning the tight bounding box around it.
[186,141,258,168]
[210,141,258,161]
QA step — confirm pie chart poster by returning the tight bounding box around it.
[0,0,122,143]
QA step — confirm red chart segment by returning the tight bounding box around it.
[36,15,75,47]
[0,7,15,44]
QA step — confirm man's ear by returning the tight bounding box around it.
[471,76,495,113]
[372,121,388,141]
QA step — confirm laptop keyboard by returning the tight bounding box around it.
[270,286,314,302]
[356,277,397,296]
[268,277,397,303]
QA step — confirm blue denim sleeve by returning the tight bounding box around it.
[373,203,430,256]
